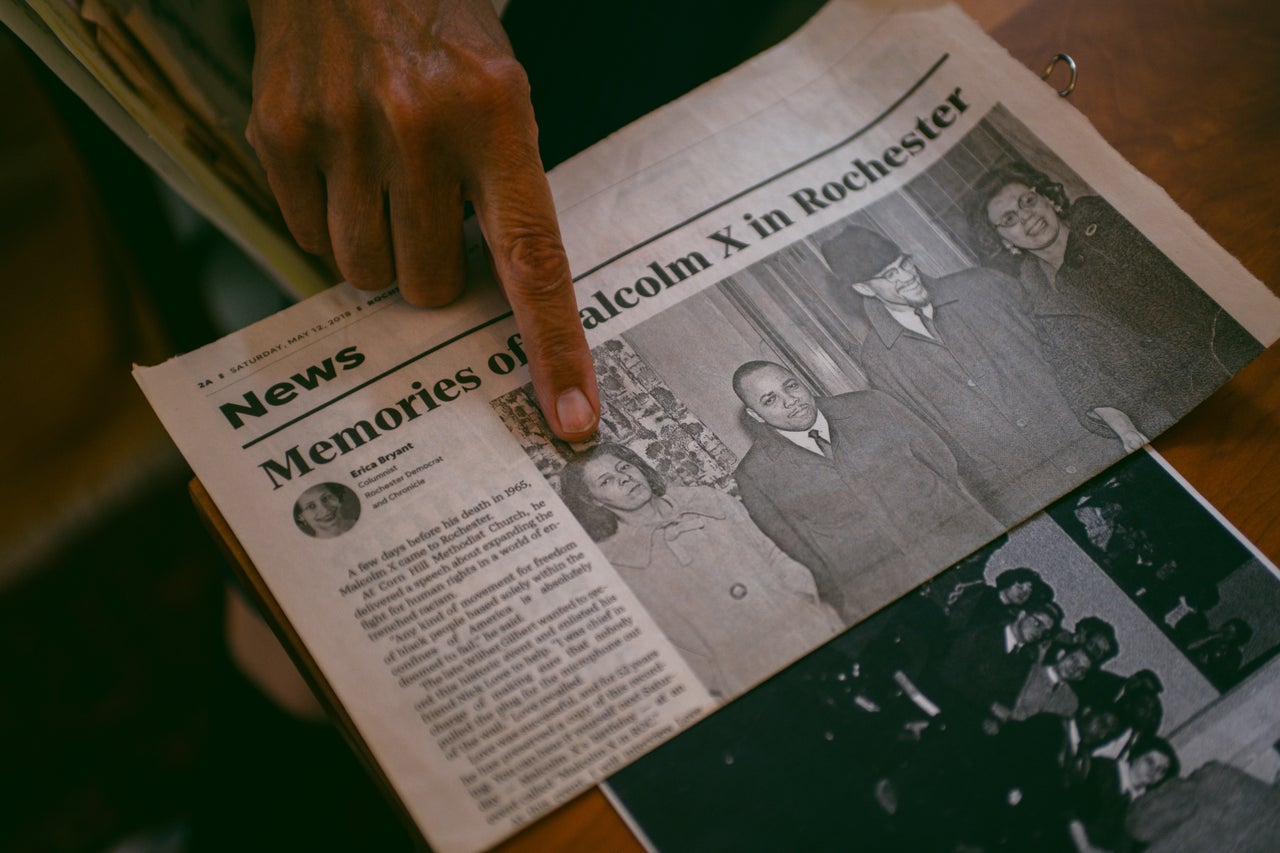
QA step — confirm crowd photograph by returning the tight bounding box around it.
[608,453,1280,852]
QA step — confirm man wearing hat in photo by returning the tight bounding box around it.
[823,224,1117,526]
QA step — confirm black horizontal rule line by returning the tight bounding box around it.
[570,52,951,284]
[238,311,514,450]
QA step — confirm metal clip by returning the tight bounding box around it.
[1040,53,1078,97]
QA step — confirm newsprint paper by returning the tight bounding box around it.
[134,3,1280,852]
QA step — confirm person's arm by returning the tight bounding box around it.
[245,0,598,440]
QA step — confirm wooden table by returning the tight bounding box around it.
[192,1,1280,849]
[493,1,1280,849]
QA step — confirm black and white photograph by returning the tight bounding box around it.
[492,106,1262,701]
[1048,461,1280,693]
[292,481,361,540]
[606,451,1280,852]
[493,350,844,701]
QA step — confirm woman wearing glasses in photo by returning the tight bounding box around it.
[967,161,1259,449]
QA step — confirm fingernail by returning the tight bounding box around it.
[555,388,597,436]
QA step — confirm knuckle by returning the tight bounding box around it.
[248,74,326,152]
[500,226,571,302]
[470,55,532,114]
[318,89,364,136]
[485,55,532,95]
[336,245,393,292]
[381,79,436,146]
[248,107,312,158]
[531,319,586,366]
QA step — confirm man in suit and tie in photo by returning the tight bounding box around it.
[731,360,1000,622]
[1008,641,1096,722]
[929,601,1065,721]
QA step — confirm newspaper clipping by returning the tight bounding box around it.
[134,3,1280,852]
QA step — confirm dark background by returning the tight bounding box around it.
[0,4,823,849]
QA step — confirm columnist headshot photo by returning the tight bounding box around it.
[293,482,361,539]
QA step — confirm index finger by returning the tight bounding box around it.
[468,121,599,443]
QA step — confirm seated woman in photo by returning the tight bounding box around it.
[559,443,842,700]
[1068,735,1180,853]
[967,160,1261,450]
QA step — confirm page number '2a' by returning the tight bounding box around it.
[197,373,225,389]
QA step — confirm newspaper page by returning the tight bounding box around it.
[607,450,1280,851]
[133,2,1280,851]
